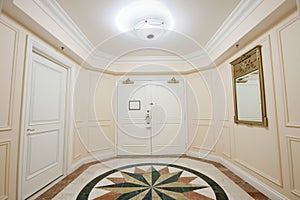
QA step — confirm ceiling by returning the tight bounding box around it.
[2,0,297,72]
[55,0,241,57]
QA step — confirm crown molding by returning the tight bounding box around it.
[115,55,186,64]
[35,0,263,73]
[205,0,264,53]
[34,0,94,53]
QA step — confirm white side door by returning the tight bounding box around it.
[22,52,67,198]
[117,81,152,155]
[151,81,186,155]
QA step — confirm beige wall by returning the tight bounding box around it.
[270,13,300,199]
[73,69,116,165]
[186,71,213,154]
[0,15,26,200]
[187,12,300,200]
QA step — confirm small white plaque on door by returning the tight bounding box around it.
[129,100,141,110]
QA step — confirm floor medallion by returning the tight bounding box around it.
[77,163,229,200]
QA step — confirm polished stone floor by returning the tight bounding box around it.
[37,156,269,200]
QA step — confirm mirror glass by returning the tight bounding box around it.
[231,45,268,126]
[235,70,262,121]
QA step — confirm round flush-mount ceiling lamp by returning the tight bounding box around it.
[115,0,174,33]
[133,18,166,40]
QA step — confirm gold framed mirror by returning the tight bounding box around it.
[230,45,268,127]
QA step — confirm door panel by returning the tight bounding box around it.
[118,124,151,155]
[27,130,60,179]
[29,61,63,124]
[151,82,185,155]
[117,81,152,155]
[23,52,67,198]
[117,79,186,155]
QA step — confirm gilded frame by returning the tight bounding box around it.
[230,45,268,126]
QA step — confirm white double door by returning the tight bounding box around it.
[21,52,67,198]
[117,80,186,155]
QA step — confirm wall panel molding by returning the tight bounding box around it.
[0,141,10,200]
[221,126,231,158]
[277,16,300,127]
[287,136,300,197]
[186,152,290,200]
[190,122,215,153]
[234,158,282,186]
[0,20,19,132]
[73,127,83,160]
[230,34,283,188]
[87,125,113,153]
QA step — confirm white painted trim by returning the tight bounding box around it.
[117,75,185,82]
[65,62,76,176]
[187,151,290,200]
[205,0,264,53]
[33,0,94,53]
[18,36,75,200]
[115,56,186,64]
[111,50,207,64]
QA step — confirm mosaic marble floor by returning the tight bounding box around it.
[37,156,269,200]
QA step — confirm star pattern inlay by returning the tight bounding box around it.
[93,166,212,200]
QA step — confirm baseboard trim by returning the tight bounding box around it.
[187,151,289,200]
[70,151,116,174]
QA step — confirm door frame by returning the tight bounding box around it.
[18,36,75,199]
[115,76,188,155]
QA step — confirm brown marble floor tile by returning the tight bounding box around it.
[36,161,102,200]
[222,170,245,184]
[248,192,270,200]
[183,191,214,200]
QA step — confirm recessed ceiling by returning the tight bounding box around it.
[56,0,240,56]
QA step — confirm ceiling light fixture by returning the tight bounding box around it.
[115,0,174,33]
[133,18,166,40]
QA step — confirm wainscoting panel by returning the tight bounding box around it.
[0,142,9,200]
[189,120,215,153]
[74,69,88,123]
[220,125,231,158]
[232,36,283,187]
[73,127,84,160]
[87,124,113,153]
[287,137,300,197]
[88,73,100,122]
[0,20,17,131]
[278,18,300,127]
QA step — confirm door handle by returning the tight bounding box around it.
[145,114,151,124]
[26,128,35,132]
